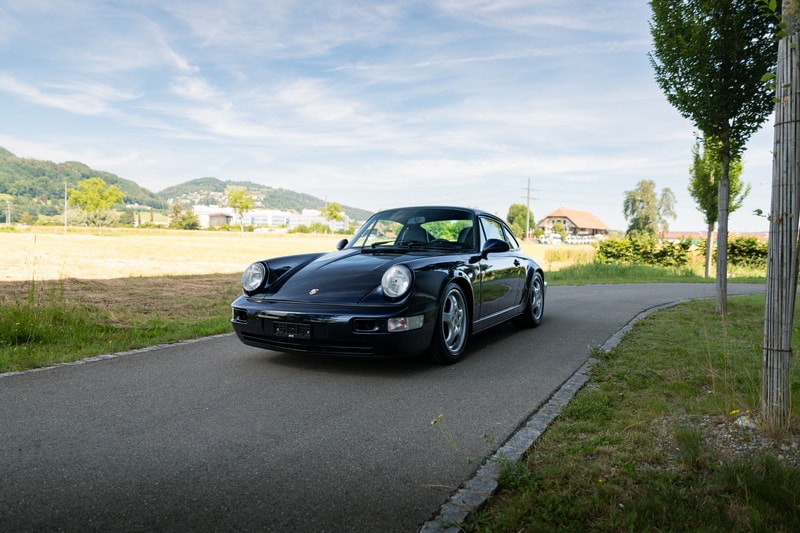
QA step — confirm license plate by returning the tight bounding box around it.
[274,321,312,339]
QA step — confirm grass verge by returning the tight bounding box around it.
[0,274,241,373]
[464,295,800,532]
[548,262,766,285]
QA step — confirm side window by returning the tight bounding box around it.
[479,217,520,250]
[502,226,521,250]
[479,217,505,244]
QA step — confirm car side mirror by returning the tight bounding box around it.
[336,238,348,250]
[470,238,510,262]
[482,238,510,256]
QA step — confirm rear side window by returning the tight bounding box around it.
[480,217,505,242]
[502,226,521,249]
[479,217,520,250]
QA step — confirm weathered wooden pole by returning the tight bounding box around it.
[762,0,800,432]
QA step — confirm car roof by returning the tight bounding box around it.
[371,206,494,221]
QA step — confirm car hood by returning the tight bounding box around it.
[266,249,413,304]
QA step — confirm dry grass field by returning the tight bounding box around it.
[1,226,589,371]
[3,226,586,282]
[2,227,347,281]
[1,228,591,343]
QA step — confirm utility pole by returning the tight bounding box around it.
[521,178,539,241]
[64,182,68,234]
[525,178,531,240]
[5,200,10,228]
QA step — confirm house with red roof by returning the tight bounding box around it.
[537,208,609,238]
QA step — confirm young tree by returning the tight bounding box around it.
[226,190,255,234]
[168,202,200,230]
[551,221,567,241]
[622,180,676,238]
[507,204,535,240]
[688,137,748,277]
[320,202,345,233]
[762,0,798,432]
[67,177,125,233]
[649,0,777,314]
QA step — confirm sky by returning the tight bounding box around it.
[0,1,777,232]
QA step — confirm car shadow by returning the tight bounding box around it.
[254,316,544,377]
[259,350,435,377]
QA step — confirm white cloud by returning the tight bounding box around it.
[0,73,136,115]
[0,1,776,232]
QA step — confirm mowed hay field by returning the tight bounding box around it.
[0,227,594,370]
[3,227,590,282]
[3,228,348,281]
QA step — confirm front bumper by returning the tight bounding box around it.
[230,296,438,357]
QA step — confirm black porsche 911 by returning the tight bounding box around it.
[230,206,545,364]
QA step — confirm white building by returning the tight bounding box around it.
[191,206,349,232]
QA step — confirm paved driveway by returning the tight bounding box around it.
[0,283,764,532]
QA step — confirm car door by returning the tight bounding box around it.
[476,216,526,321]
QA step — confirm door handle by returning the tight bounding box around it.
[514,259,520,267]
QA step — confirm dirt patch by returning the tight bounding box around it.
[0,275,243,327]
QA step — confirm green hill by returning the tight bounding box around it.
[0,148,372,223]
[0,148,166,221]
[159,177,373,220]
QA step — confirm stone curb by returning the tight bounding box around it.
[417,357,594,533]
[418,300,686,532]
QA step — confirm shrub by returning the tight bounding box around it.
[727,236,768,268]
[596,237,691,268]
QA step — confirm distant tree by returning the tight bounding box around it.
[507,204,535,240]
[309,221,329,234]
[649,0,777,314]
[182,207,200,230]
[19,211,34,225]
[67,177,125,233]
[689,137,748,277]
[169,201,184,221]
[623,180,676,238]
[321,202,345,233]
[226,189,255,234]
[117,210,135,227]
[168,201,200,230]
[552,221,567,241]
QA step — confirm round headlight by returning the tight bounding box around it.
[242,262,267,292]
[382,265,412,298]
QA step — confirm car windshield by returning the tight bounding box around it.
[348,207,476,251]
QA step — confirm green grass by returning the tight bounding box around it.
[548,262,765,285]
[0,275,241,372]
[0,263,766,372]
[464,295,800,532]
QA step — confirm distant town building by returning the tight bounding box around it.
[191,205,349,232]
[537,208,609,237]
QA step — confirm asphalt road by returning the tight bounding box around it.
[0,283,764,532]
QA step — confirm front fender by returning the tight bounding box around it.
[414,265,477,315]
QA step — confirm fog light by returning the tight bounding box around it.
[387,315,424,332]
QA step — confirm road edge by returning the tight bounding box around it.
[417,300,686,532]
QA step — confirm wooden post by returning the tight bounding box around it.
[762,0,800,432]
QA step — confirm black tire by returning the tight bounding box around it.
[514,271,545,328]
[429,282,470,364]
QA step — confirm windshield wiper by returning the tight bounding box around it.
[359,241,406,254]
